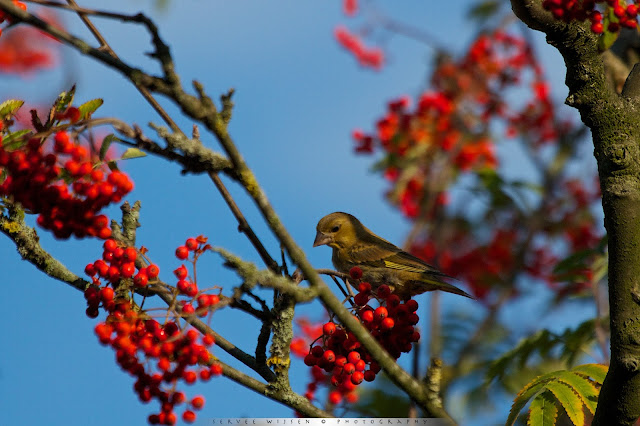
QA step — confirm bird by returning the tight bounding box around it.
[313,212,474,299]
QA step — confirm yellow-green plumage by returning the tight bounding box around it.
[314,212,474,299]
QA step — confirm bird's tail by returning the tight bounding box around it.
[412,277,476,299]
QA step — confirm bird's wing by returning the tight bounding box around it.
[382,250,450,277]
[348,233,448,277]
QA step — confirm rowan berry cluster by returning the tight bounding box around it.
[542,0,638,34]
[409,176,603,300]
[297,267,420,407]
[353,31,566,218]
[0,130,132,239]
[0,2,60,74]
[84,236,222,424]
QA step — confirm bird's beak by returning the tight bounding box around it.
[313,231,331,247]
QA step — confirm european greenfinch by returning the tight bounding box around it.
[314,212,474,299]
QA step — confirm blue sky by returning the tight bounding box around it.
[0,1,596,425]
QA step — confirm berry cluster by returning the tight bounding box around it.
[0,3,60,74]
[296,267,420,407]
[409,175,603,300]
[93,302,218,425]
[334,26,384,70]
[84,237,222,424]
[352,31,562,219]
[542,0,638,34]
[0,130,133,239]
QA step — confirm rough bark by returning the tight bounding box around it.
[511,1,640,424]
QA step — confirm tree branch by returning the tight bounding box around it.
[0,2,456,418]
[511,1,640,424]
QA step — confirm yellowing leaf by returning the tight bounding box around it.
[546,381,584,426]
[0,99,24,118]
[572,364,608,384]
[506,371,558,426]
[528,391,558,426]
[78,98,104,119]
[556,371,599,414]
[121,148,147,160]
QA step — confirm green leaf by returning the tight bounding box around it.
[100,134,118,160]
[571,364,608,384]
[528,391,558,426]
[553,248,595,275]
[53,85,76,113]
[467,0,501,21]
[555,371,599,414]
[107,160,119,171]
[1,129,32,149]
[0,99,24,118]
[506,372,558,426]
[78,98,103,119]
[598,8,620,51]
[48,85,76,126]
[120,147,147,160]
[545,381,584,426]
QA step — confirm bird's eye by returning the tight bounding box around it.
[331,225,340,233]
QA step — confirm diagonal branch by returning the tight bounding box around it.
[0,2,456,419]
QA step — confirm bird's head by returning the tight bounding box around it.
[313,212,360,249]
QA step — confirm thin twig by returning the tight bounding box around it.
[209,172,280,273]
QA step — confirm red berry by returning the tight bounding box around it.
[191,396,205,410]
[387,294,401,307]
[84,263,96,276]
[183,370,197,384]
[328,390,342,405]
[182,410,196,423]
[405,299,419,312]
[134,272,148,287]
[174,265,188,280]
[347,351,361,364]
[202,334,215,346]
[66,106,81,122]
[358,282,371,292]
[374,306,388,320]
[120,262,135,278]
[99,286,114,302]
[86,306,99,318]
[323,350,336,363]
[103,239,117,252]
[200,369,211,381]
[351,371,364,385]
[361,309,374,322]
[349,266,363,279]
[354,292,370,306]
[364,370,376,382]
[175,246,189,260]
[343,363,356,374]
[210,363,223,376]
[355,359,366,371]
[124,247,137,262]
[304,354,318,366]
[311,346,324,357]
[381,317,395,330]
[323,322,337,335]
[147,264,160,278]
[377,284,391,298]
[185,238,198,250]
